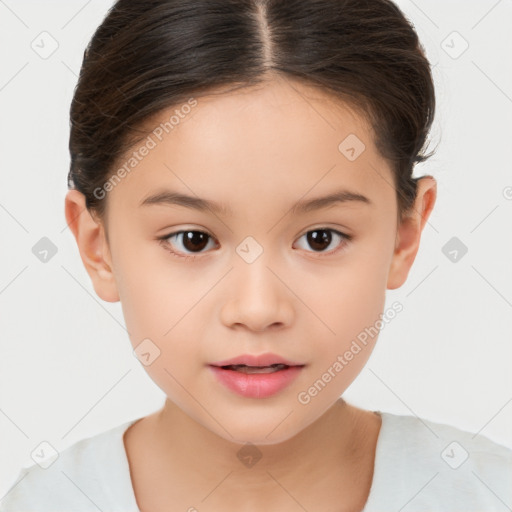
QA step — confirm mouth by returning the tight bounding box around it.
[208,359,305,398]
[217,363,294,374]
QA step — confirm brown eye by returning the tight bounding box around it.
[307,229,333,251]
[294,228,350,255]
[179,231,210,252]
[161,230,216,259]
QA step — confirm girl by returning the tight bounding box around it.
[2,0,510,511]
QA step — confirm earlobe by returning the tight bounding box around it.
[386,176,437,290]
[64,189,120,303]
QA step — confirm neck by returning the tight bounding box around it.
[126,398,381,511]
[164,398,368,490]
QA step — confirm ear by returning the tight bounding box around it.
[64,189,120,302]
[387,176,437,290]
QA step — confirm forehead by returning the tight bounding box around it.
[106,77,395,216]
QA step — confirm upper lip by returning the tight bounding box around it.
[209,352,305,367]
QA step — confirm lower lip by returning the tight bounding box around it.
[208,365,304,398]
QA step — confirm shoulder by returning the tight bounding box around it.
[0,419,140,512]
[364,411,512,512]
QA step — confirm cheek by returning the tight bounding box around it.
[308,271,386,378]
[111,238,196,347]
[119,274,197,350]
[301,233,394,375]
[115,261,202,399]
[304,244,391,336]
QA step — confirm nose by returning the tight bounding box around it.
[219,256,294,333]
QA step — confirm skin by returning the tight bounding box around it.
[65,74,436,512]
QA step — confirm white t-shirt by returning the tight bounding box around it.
[1,411,511,511]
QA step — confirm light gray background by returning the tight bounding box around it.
[1,0,511,497]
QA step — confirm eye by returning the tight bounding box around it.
[158,230,217,261]
[294,227,351,256]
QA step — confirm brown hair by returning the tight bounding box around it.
[68,0,436,223]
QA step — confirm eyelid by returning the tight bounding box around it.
[297,222,352,237]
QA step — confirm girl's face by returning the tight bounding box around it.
[69,76,435,444]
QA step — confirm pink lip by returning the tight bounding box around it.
[209,352,304,367]
[208,352,305,399]
[208,365,304,398]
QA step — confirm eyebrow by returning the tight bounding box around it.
[139,188,372,216]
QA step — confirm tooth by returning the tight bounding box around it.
[223,364,289,374]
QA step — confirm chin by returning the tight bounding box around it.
[203,409,310,447]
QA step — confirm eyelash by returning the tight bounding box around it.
[157,227,352,261]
